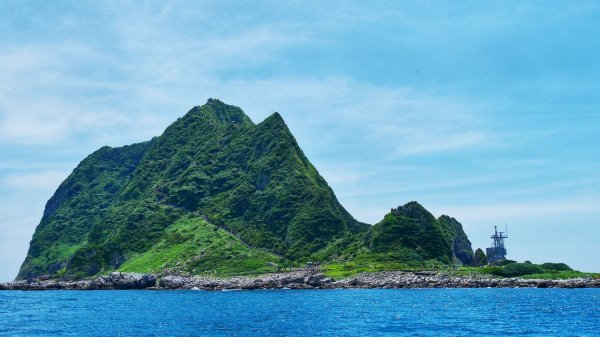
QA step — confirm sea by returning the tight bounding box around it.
[1,288,599,336]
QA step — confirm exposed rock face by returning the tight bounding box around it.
[0,272,156,290]
[1,271,599,291]
[473,248,488,267]
[100,272,157,289]
[438,215,474,265]
[332,272,600,289]
[158,270,333,290]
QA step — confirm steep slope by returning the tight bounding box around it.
[18,141,153,279]
[117,99,365,258]
[18,99,366,279]
[438,215,474,265]
[18,99,477,280]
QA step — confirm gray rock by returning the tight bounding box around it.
[2,270,599,290]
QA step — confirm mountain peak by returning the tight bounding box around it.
[260,111,286,126]
[256,112,294,140]
[391,201,429,218]
[185,98,253,126]
[204,98,231,110]
[18,100,475,280]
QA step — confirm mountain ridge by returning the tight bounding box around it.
[18,99,473,280]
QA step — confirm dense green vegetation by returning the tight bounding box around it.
[311,202,474,272]
[322,258,448,279]
[19,99,366,279]
[19,142,153,278]
[483,261,572,277]
[368,203,454,261]
[453,261,598,280]
[20,99,581,280]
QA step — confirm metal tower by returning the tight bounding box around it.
[486,225,508,264]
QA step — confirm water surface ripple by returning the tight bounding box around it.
[1,288,598,336]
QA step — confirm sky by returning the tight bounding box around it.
[0,1,599,281]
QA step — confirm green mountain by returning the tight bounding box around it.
[18,99,366,279]
[368,202,454,262]
[312,201,473,266]
[18,99,473,280]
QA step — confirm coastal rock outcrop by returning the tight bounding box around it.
[99,272,157,289]
[158,271,333,290]
[2,271,598,291]
[0,272,156,290]
[332,271,600,289]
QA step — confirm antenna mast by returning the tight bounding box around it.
[486,225,508,264]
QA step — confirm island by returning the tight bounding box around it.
[5,99,598,290]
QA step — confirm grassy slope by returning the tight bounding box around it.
[118,216,284,276]
[322,258,448,279]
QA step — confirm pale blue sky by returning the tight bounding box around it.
[1,1,599,281]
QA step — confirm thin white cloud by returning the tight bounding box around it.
[2,170,68,191]
[0,207,43,282]
[436,198,600,225]
[210,77,492,157]
[0,174,61,282]
[0,43,130,145]
[0,96,131,145]
[0,4,311,147]
[1,1,598,280]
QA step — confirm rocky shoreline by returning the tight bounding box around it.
[1,270,599,291]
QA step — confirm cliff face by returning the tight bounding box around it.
[19,141,153,278]
[18,99,475,280]
[438,215,474,265]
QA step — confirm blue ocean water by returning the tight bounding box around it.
[0,289,599,336]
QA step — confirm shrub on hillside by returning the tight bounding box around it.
[488,262,545,277]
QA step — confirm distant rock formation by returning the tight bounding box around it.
[473,248,488,267]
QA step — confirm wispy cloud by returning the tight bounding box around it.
[210,77,493,158]
[1,1,599,280]
[0,43,129,145]
[0,169,67,281]
[2,170,68,191]
[438,198,600,224]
